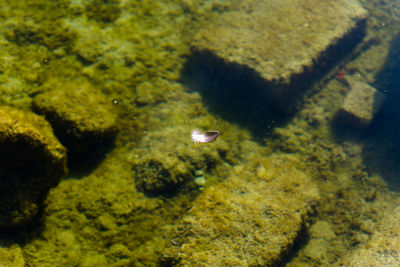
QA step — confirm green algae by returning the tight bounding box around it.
[0,245,25,267]
[164,153,320,266]
[0,0,399,266]
[85,0,121,25]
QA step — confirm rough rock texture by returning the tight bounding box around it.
[296,220,338,265]
[32,80,118,167]
[163,154,320,266]
[189,0,368,111]
[131,126,230,196]
[0,245,25,267]
[334,79,385,129]
[338,206,400,266]
[0,106,67,228]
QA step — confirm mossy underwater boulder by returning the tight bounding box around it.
[164,154,320,266]
[32,80,118,169]
[339,206,400,266]
[0,245,25,267]
[131,126,228,196]
[189,0,367,112]
[333,78,385,131]
[0,106,67,229]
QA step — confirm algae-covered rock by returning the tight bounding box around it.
[133,156,192,196]
[0,106,67,228]
[0,245,25,267]
[131,126,229,196]
[338,206,400,266]
[163,154,319,266]
[189,0,367,111]
[334,78,385,130]
[300,220,337,265]
[85,0,122,25]
[32,80,118,167]
[3,16,76,51]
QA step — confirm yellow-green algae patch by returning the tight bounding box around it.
[0,245,25,267]
[131,125,230,195]
[0,0,399,266]
[33,79,117,135]
[164,153,319,266]
[192,0,367,82]
[22,85,251,265]
[339,206,400,266]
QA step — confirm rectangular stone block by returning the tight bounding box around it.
[335,79,385,129]
[188,0,368,112]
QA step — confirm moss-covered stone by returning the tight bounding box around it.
[135,81,166,106]
[0,106,67,228]
[163,154,320,266]
[0,245,25,267]
[333,78,385,130]
[339,206,400,266]
[32,79,118,168]
[131,125,229,196]
[85,0,122,25]
[189,0,368,112]
[3,18,76,51]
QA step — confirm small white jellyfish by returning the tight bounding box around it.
[191,130,220,144]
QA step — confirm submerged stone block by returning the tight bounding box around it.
[0,106,67,228]
[335,79,385,129]
[32,80,118,168]
[163,155,319,266]
[130,126,228,196]
[189,0,368,112]
[339,206,400,266]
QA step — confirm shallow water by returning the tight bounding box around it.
[0,0,399,266]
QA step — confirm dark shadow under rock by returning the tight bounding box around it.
[360,33,400,190]
[0,106,67,229]
[32,79,118,175]
[182,0,367,141]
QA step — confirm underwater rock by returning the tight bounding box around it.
[188,0,367,112]
[3,17,76,51]
[130,126,228,196]
[0,245,25,267]
[0,106,67,228]
[163,154,320,266]
[32,80,118,168]
[334,79,385,129]
[135,81,166,106]
[132,157,193,196]
[298,220,337,265]
[339,206,400,266]
[85,0,121,25]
